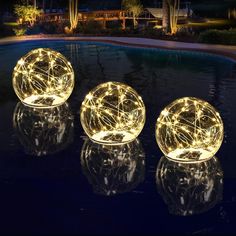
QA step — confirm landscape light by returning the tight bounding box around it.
[155,97,224,162]
[80,82,146,145]
[13,48,74,108]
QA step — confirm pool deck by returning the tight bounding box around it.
[1,35,236,60]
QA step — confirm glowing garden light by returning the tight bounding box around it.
[155,97,224,162]
[81,138,145,196]
[80,82,146,145]
[13,48,74,108]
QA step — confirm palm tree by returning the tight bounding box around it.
[69,0,78,32]
[122,0,143,29]
[168,0,180,34]
[162,0,170,33]
[162,0,180,35]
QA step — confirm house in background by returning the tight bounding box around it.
[145,2,192,19]
[38,0,193,29]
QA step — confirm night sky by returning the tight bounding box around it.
[1,0,236,13]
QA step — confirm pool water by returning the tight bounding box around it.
[0,40,236,235]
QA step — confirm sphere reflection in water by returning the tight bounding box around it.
[156,97,224,163]
[156,156,223,216]
[13,102,74,156]
[13,48,74,108]
[81,138,145,196]
[80,82,146,145]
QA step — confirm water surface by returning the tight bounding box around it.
[0,41,236,235]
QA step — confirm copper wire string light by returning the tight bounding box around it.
[80,82,146,145]
[155,97,224,163]
[13,48,74,108]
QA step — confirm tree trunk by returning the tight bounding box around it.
[42,0,45,12]
[33,0,37,9]
[133,15,138,28]
[69,0,79,32]
[169,0,180,35]
[122,16,126,30]
[162,0,170,33]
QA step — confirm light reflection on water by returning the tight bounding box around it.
[156,156,223,216]
[13,102,74,157]
[0,41,236,234]
[81,138,145,196]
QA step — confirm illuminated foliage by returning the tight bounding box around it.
[167,0,180,35]
[162,0,180,34]
[69,0,79,32]
[122,0,143,28]
[14,4,41,26]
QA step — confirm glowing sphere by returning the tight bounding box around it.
[80,82,146,145]
[13,48,74,108]
[156,156,223,216]
[81,138,145,196]
[13,102,74,156]
[156,97,224,162]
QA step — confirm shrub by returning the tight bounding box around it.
[40,22,57,34]
[0,22,20,37]
[39,21,69,34]
[109,28,126,36]
[143,26,164,37]
[14,4,41,26]
[106,21,122,29]
[176,26,195,37]
[198,29,236,45]
[76,21,104,34]
[13,27,27,36]
[26,24,41,35]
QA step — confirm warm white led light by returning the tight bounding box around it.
[13,102,74,156]
[156,97,224,162]
[13,48,74,108]
[156,156,223,216]
[80,138,145,196]
[80,82,146,145]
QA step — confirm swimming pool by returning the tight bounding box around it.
[0,40,236,235]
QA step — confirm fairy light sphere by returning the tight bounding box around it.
[80,82,146,145]
[156,97,224,162]
[13,48,74,108]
